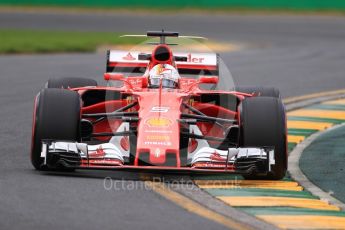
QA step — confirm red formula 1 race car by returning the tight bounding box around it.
[31,31,287,180]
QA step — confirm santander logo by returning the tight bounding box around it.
[122,52,136,61]
[187,53,204,63]
[89,147,106,158]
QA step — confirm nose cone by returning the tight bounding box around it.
[134,91,182,167]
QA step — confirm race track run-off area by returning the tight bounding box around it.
[194,97,345,229]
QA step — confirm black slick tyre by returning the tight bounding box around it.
[46,77,97,89]
[31,88,81,170]
[239,96,287,180]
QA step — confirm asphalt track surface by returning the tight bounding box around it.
[1,11,345,230]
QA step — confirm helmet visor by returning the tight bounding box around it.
[149,78,178,89]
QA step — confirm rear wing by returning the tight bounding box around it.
[106,50,219,76]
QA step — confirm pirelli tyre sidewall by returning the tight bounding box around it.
[31,88,81,170]
[46,77,98,89]
[234,86,281,98]
[239,96,287,180]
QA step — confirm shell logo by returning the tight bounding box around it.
[146,117,172,127]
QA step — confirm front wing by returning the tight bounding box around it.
[40,140,275,175]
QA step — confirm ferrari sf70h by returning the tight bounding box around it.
[31,31,287,180]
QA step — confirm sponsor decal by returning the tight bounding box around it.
[150,106,169,113]
[193,162,234,169]
[187,53,204,63]
[144,130,173,134]
[122,52,136,61]
[146,117,172,127]
[126,96,136,112]
[210,152,226,162]
[179,79,196,87]
[126,96,134,104]
[89,147,105,158]
[188,98,195,106]
[88,159,122,165]
[154,148,160,158]
[146,135,170,141]
[144,141,172,146]
[128,78,143,86]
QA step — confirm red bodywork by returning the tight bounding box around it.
[69,44,253,173]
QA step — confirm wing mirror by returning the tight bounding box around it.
[104,73,134,89]
[198,76,219,85]
[104,73,125,81]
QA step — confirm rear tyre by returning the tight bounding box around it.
[31,88,81,170]
[239,96,287,180]
[233,86,280,98]
[46,77,97,89]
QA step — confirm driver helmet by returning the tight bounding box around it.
[148,64,180,89]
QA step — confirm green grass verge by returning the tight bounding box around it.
[0,29,210,54]
[2,0,345,12]
[1,5,345,16]
[0,30,147,54]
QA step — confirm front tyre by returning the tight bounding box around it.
[239,96,287,180]
[46,77,97,89]
[31,88,81,170]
